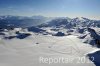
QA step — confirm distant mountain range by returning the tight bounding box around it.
[38,17,100,28]
[0,15,52,29]
[0,15,100,29]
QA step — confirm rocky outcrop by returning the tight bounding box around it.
[88,28,100,47]
[54,32,65,36]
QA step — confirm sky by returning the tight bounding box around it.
[0,0,100,19]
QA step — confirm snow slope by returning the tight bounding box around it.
[0,33,98,66]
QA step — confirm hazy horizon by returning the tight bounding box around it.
[0,0,100,19]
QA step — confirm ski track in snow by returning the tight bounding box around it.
[0,34,99,66]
